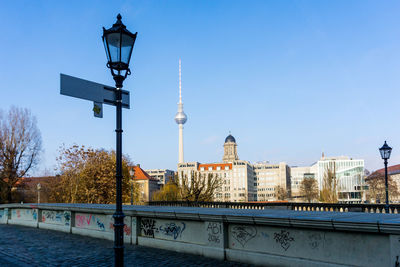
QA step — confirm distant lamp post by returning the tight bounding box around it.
[37,183,41,204]
[379,141,392,213]
[103,14,137,267]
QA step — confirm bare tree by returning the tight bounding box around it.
[179,171,222,202]
[319,165,338,203]
[275,185,287,201]
[365,171,399,203]
[300,177,319,203]
[0,107,42,203]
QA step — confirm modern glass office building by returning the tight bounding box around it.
[316,156,365,202]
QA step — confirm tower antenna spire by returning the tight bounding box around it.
[179,58,182,104]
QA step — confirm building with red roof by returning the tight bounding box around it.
[129,164,160,202]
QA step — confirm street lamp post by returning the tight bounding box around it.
[379,141,392,213]
[37,183,41,204]
[102,14,137,267]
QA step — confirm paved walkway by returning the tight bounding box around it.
[0,224,251,266]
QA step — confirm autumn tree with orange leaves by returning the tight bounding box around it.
[49,145,138,204]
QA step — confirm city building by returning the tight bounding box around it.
[253,162,290,201]
[315,155,365,202]
[178,134,289,202]
[290,166,317,200]
[372,164,400,202]
[130,165,160,202]
[144,169,175,186]
[290,155,365,203]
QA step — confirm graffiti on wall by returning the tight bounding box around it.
[42,210,70,226]
[140,219,187,240]
[11,209,38,221]
[231,225,257,247]
[64,212,71,226]
[141,218,156,238]
[75,214,93,228]
[159,222,186,240]
[32,209,37,221]
[273,230,294,251]
[109,223,132,236]
[207,222,222,244]
[308,233,325,249]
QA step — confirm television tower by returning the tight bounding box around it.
[174,59,187,164]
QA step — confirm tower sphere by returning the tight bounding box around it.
[175,110,187,124]
[225,134,236,143]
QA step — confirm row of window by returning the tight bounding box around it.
[256,187,275,191]
[257,194,275,197]
[254,166,279,170]
[200,166,230,171]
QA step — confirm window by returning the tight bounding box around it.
[200,167,204,171]
[208,167,213,171]
[217,166,221,171]
[225,166,229,170]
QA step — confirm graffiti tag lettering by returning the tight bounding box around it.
[274,230,294,251]
[141,219,156,238]
[231,225,257,247]
[159,222,186,240]
[76,214,92,228]
[207,222,222,244]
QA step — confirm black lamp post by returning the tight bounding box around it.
[102,14,137,267]
[379,141,392,213]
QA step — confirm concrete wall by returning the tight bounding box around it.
[1,203,400,266]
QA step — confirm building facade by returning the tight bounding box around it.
[371,164,400,202]
[178,135,289,202]
[253,162,290,201]
[130,165,160,202]
[315,156,365,202]
[290,166,317,200]
[290,155,365,203]
[144,169,175,186]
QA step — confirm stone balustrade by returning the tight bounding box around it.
[1,203,400,266]
[148,201,400,213]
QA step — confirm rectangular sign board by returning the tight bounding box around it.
[60,73,130,109]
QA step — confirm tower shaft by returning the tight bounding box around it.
[179,124,184,163]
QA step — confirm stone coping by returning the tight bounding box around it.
[1,203,400,234]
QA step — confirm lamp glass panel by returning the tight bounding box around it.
[380,149,385,159]
[106,32,121,63]
[385,149,392,159]
[103,37,111,62]
[380,146,392,160]
[120,34,134,65]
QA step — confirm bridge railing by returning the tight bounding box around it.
[147,201,400,213]
[1,203,400,266]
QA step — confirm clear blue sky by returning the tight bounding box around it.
[1,0,400,175]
